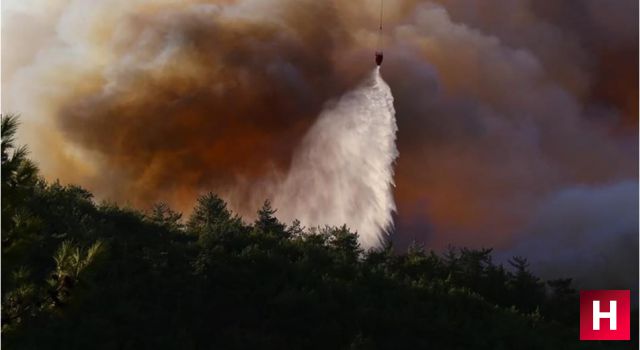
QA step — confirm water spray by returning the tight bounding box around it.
[271,68,398,249]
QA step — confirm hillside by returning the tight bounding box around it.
[2,115,635,349]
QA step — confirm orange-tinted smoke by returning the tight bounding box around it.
[2,0,637,250]
[51,0,360,210]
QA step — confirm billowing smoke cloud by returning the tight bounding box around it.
[507,181,638,289]
[385,2,636,250]
[2,1,637,279]
[3,0,360,209]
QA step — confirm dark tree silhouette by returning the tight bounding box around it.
[254,199,286,235]
[1,116,636,349]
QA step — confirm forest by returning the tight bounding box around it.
[2,114,636,349]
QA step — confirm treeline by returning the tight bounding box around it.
[1,115,634,349]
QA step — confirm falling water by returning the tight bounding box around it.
[272,67,398,249]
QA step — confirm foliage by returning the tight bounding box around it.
[1,115,636,349]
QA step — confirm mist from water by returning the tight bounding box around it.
[269,67,398,249]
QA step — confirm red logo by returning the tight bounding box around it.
[580,290,630,340]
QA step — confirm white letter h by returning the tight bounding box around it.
[593,300,617,331]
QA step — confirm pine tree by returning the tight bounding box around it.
[187,193,234,235]
[149,202,183,232]
[254,199,285,235]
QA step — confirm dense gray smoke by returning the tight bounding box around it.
[506,181,639,290]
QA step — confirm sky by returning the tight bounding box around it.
[2,0,638,287]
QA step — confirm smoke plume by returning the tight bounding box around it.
[2,1,637,284]
[506,181,638,290]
